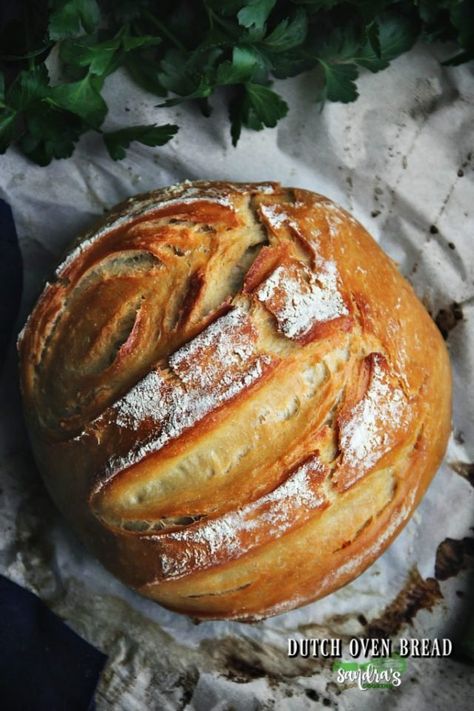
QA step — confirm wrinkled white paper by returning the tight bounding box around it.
[0,43,473,710]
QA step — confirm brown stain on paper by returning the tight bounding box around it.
[200,634,329,685]
[364,567,443,639]
[435,538,474,581]
[435,302,463,340]
[449,461,474,488]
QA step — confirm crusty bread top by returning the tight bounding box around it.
[18,181,451,619]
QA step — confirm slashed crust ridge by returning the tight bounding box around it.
[18,181,451,620]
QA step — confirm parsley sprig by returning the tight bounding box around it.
[0,0,472,165]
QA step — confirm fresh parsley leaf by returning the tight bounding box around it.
[60,38,121,76]
[59,33,161,78]
[317,26,363,65]
[262,10,308,53]
[238,0,277,31]
[1,0,472,164]
[443,0,474,64]
[124,55,167,97]
[158,43,217,106]
[318,61,359,103]
[229,81,287,145]
[104,123,178,160]
[48,0,101,41]
[7,65,50,111]
[159,77,213,107]
[315,27,361,103]
[216,45,268,85]
[366,21,381,59]
[121,35,162,52]
[357,12,420,72]
[450,0,474,53]
[158,49,197,96]
[245,82,288,127]
[269,48,313,79]
[18,109,84,166]
[47,74,108,127]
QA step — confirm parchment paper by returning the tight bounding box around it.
[0,42,473,710]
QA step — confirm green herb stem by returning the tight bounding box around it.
[142,10,186,52]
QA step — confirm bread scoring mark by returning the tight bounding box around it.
[184,581,252,598]
[242,244,289,293]
[97,308,275,484]
[242,485,418,622]
[255,258,349,340]
[174,180,278,196]
[328,485,417,581]
[94,341,349,531]
[29,186,277,435]
[169,307,257,389]
[152,455,329,581]
[104,358,271,479]
[335,353,411,491]
[257,203,316,259]
[56,190,238,277]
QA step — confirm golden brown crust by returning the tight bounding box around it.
[18,180,452,620]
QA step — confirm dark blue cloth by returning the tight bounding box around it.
[0,199,22,370]
[0,200,107,709]
[0,575,107,711]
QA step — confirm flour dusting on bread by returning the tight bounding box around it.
[338,353,410,487]
[169,308,257,389]
[256,259,348,338]
[108,308,274,476]
[158,455,327,579]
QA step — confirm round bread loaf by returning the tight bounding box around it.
[18,181,451,620]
